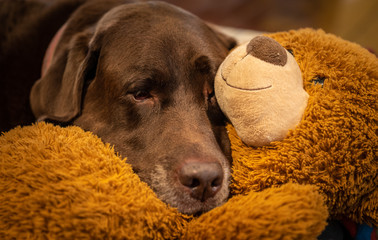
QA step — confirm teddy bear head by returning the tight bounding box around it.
[215,35,309,146]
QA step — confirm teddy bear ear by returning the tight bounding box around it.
[247,36,287,66]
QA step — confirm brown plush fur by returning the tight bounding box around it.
[230,28,377,226]
[0,123,189,239]
[0,122,327,239]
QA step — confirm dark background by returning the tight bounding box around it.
[163,0,378,52]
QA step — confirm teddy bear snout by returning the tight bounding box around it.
[247,36,287,66]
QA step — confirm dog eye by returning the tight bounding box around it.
[207,90,215,101]
[207,90,217,106]
[133,90,151,101]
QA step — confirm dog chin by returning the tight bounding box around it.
[152,164,230,215]
[173,190,229,215]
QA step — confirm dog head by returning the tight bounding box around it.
[30,1,236,215]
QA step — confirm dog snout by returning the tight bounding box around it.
[178,160,224,202]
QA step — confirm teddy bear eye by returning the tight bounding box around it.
[312,76,326,87]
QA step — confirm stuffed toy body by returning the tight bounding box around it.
[216,29,377,228]
[1,28,376,239]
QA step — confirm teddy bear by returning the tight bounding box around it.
[0,28,376,239]
[215,28,377,232]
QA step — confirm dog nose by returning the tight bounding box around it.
[178,161,224,202]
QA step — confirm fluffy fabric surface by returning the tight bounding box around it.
[0,123,189,239]
[1,122,327,239]
[229,29,377,226]
[185,183,327,240]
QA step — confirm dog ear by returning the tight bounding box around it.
[30,28,100,123]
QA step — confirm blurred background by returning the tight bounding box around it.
[163,0,378,52]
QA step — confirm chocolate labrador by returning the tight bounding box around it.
[1,0,236,215]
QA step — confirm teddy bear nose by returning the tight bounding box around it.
[178,160,223,202]
[247,36,287,66]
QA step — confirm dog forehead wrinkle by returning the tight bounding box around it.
[97,16,220,84]
[101,37,183,83]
